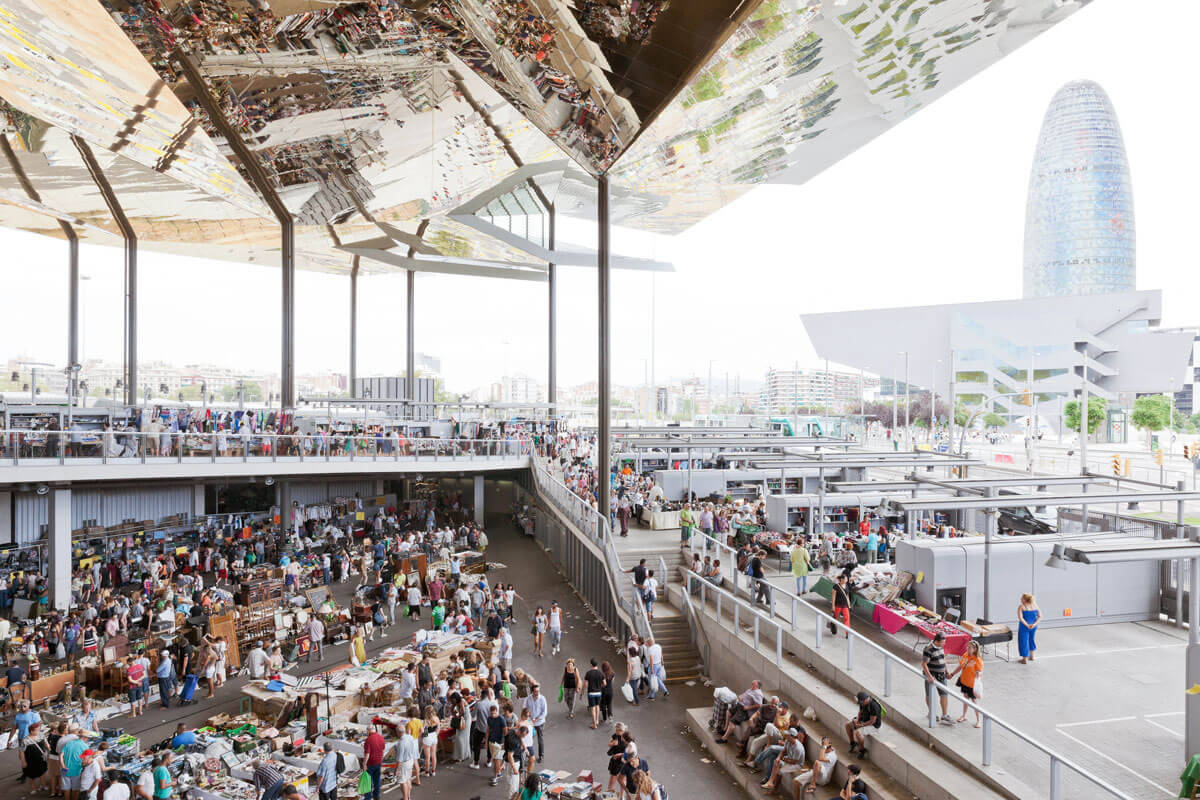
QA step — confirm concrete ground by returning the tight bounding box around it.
[0,511,747,800]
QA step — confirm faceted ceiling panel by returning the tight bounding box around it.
[0,0,1091,271]
[0,0,269,217]
[611,0,1094,232]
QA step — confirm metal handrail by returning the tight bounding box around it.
[529,459,636,628]
[678,532,1130,800]
[0,430,532,465]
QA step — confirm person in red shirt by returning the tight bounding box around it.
[363,726,386,800]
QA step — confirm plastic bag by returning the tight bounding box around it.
[621,682,635,703]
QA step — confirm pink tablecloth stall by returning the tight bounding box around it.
[872,604,971,656]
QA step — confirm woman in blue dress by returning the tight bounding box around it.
[1017,593,1041,664]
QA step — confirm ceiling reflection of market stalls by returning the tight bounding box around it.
[0,0,1088,273]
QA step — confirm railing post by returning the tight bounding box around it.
[790,596,797,631]
[982,716,992,766]
[927,681,938,728]
[846,632,854,671]
[775,626,783,666]
[753,615,760,650]
[734,602,739,632]
[815,614,822,649]
[769,588,776,619]
[1049,755,1061,800]
[884,655,892,698]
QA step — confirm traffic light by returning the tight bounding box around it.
[1185,445,1191,460]
[1111,454,1121,475]
[1156,449,1164,466]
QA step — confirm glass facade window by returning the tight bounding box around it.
[1023,80,1135,298]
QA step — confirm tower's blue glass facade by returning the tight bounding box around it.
[1023,80,1135,298]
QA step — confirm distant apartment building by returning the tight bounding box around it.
[758,367,876,414]
[500,374,543,404]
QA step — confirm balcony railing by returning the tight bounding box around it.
[0,430,532,466]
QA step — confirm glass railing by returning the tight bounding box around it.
[0,430,533,466]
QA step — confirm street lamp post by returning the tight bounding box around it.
[903,351,910,447]
[860,367,867,442]
[931,359,939,442]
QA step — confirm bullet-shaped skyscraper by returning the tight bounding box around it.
[1023,80,1135,298]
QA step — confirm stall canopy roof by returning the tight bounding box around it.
[0,0,1088,274]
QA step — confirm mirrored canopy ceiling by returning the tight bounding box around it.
[0,0,1090,272]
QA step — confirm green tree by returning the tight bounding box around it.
[982,412,1006,428]
[954,404,969,427]
[1131,394,1171,446]
[178,384,204,401]
[219,382,263,402]
[1063,397,1107,435]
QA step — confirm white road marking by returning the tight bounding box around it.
[1142,718,1183,739]
[1056,728,1174,797]
[1056,716,1134,728]
[1036,643,1185,660]
[1144,711,1184,719]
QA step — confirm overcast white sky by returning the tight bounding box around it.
[3,1,1198,394]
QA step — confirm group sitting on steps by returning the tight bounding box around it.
[710,680,874,800]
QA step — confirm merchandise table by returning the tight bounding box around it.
[640,509,680,530]
[872,604,972,656]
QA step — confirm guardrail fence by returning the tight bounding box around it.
[0,430,531,465]
[528,459,656,645]
[679,529,1131,800]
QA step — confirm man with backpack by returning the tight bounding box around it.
[315,742,340,800]
[844,691,882,758]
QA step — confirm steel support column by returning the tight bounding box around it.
[597,176,612,526]
[173,49,295,407]
[72,136,138,405]
[1,135,84,398]
[548,205,557,413]
[349,257,359,398]
[281,217,296,408]
[406,268,415,404]
[405,220,429,419]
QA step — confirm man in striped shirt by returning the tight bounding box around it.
[922,633,952,723]
[252,759,286,800]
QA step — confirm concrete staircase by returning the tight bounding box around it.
[615,548,700,683]
[663,575,1025,800]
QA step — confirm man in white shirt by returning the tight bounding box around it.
[522,683,548,763]
[78,749,102,800]
[133,766,154,800]
[246,642,270,679]
[644,637,669,700]
[305,616,325,663]
[395,727,418,800]
[498,628,513,674]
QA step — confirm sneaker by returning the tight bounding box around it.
[489,778,498,786]
[469,764,479,770]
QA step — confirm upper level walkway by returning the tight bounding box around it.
[0,431,533,484]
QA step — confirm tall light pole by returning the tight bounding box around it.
[947,349,956,455]
[892,354,900,441]
[1170,379,1176,454]
[649,272,656,426]
[708,359,716,421]
[931,359,940,442]
[860,366,868,442]
[901,351,910,446]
